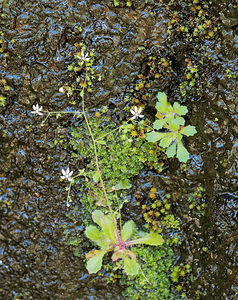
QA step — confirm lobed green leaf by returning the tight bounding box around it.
[174,116,185,126]
[146,132,168,143]
[166,142,177,158]
[180,125,197,136]
[173,102,188,115]
[176,141,190,162]
[168,119,180,132]
[159,136,173,148]
[156,92,168,113]
[153,119,165,130]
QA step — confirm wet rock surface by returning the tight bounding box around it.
[0,0,237,299]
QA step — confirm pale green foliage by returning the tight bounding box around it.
[122,245,175,299]
[70,115,163,213]
[0,95,5,106]
[85,210,164,276]
[146,92,196,162]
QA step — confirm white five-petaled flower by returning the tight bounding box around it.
[130,106,144,120]
[77,50,90,65]
[31,104,43,116]
[61,167,73,182]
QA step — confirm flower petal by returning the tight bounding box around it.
[130,109,136,115]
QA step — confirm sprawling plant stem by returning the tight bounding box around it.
[81,78,120,242]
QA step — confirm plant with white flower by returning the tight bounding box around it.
[59,87,65,94]
[76,50,90,66]
[31,104,43,116]
[130,106,144,120]
[61,168,73,182]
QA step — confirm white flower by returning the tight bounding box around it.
[31,104,43,116]
[77,50,90,65]
[61,167,73,182]
[130,107,144,120]
[59,87,65,93]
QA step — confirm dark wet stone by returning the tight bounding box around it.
[0,0,238,299]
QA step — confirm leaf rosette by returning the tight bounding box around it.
[146,92,197,162]
[85,210,164,276]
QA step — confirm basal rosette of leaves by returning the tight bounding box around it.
[85,210,163,276]
[146,92,197,162]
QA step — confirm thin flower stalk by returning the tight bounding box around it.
[80,72,120,242]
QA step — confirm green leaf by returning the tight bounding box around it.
[167,103,173,113]
[168,119,180,132]
[92,210,104,227]
[121,221,135,242]
[175,116,185,126]
[146,132,168,143]
[180,125,197,136]
[166,142,177,158]
[115,179,132,190]
[172,102,180,110]
[159,136,173,148]
[129,232,164,246]
[156,92,168,113]
[100,214,117,243]
[153,119,165,130]
[176,141,190,162]
[86,250,106,274]
[85,225,102,242]
[80,89,84,97]
[96,140,106,145]
[124,256,139,276]
[93,171,100,183]
[175,132,183,142]
[173,102,188,115]
[85,225,110,248]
